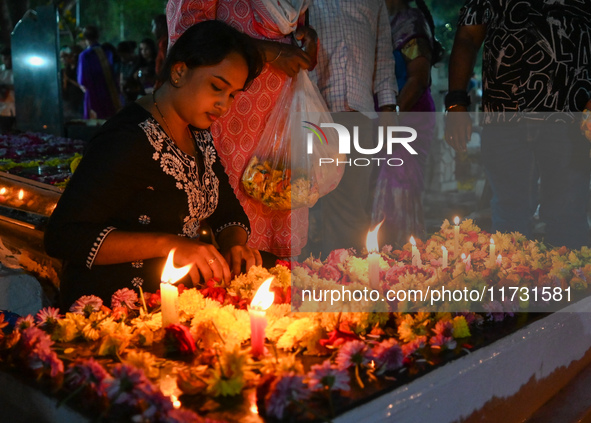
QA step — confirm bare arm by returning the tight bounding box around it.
[397,55,431,112]
[445,24,486,152]
[93,230,232,286]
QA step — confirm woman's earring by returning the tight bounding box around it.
[174,79,179,85]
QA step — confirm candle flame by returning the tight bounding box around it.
[0,187,5,195]
[251,277,275,310]
[161,249,192,284]
[409,236,416,246]
[490,238,494,245]
[454,216,460,225]
[366,220,383,253]
[441,245,447,252]
[461,253,466,260]
[18,189,24,200]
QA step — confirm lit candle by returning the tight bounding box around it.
[249,277,275,358]
[454,216,460,258]
[410,236,421,268]
[489,238,496,265]
[496,253,502,266]
[160,249,192,328]
[461,253,472,271]
[0,187,6,202]
[366,221,383,290]
[441,246,448,269]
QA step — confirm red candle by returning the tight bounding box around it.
[249,277,274,357]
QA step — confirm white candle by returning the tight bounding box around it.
[441,246,448,269]
[249,277,275,357]
[366,221,383,290]
[461,253,472,272]
[453,216,460,258]
[410,236,421,268]
[161,283,179,327]
[160,249,192,328]
[489,238,496,265]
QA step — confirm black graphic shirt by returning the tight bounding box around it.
[459,0,591,123]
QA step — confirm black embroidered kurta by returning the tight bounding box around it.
[44,103,250,308]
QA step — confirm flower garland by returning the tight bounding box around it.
[0,220,590,421]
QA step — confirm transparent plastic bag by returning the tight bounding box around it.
[241,70,344,210]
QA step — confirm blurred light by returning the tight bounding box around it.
[27,55,46,66]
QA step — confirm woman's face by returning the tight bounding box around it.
[140,43,154,60]
[174,52,248,130]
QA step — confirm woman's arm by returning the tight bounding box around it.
[92,230,232,285]
[397,54,431,112]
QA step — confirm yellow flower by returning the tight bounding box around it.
[124,350,160,379]
[452,316,471,338]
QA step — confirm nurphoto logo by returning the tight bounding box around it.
[304,122,418,167]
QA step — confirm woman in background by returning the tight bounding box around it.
[373,0,444,247]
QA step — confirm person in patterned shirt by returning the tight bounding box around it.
[45,21,264,309]
[445,0,591,249]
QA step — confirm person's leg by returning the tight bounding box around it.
[535,123,590,249]
[317,112,376,254]
[480,125,538,238]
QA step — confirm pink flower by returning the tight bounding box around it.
[430,320,456,349]
[335,340,372,370]
[307,359,350,392]
[401,336,427,356]
[19,326,64,378]
[265,373,309,420]
[15,315,35,330]
[65,357,112,397]
[69,295,103,316]
[318,264,342,282]
[325,249,350,267]
[105,363,151,406]
[111,288,139,310]
[165,324,196,355]
[372,338,404,373]
[35,307,61,325]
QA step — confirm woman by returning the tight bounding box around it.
[44,21,264,309]
[167,0,316,260]
[373,0,444,247]
[135,38,158,94]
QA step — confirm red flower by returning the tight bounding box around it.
[275,259,292,270]
[319,322,360,348]
[164,324,196,355]
[200,280,227,304]
[464,231,479,244]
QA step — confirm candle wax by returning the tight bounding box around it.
[249,307,267,357]
[368,252,380,290]
[161,282,179,327]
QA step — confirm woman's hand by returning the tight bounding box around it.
[170,237,232,287]
[222,244,263,278]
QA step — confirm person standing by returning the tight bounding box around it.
[167,0,316,260]
[306,0,399,254]
[77,25,122,119]
[152,14,168,77]
[372,0,444,248]
[445,0,591,249]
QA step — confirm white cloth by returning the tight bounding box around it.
[251,0,309,35]
[308,0,398,114]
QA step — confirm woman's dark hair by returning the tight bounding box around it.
[158,20,264,90]
[139,38,157,59]
[152,14,168,41]
[414,0,444,65]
